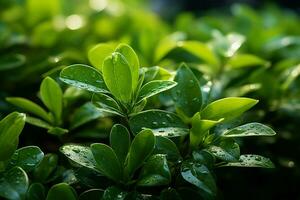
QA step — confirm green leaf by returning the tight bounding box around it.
[33,153,58,183]
[129,110,189,137]
[60,64,108,93]
[138,80,177,103]
[219,155,275,168]
[0,112,26,161]
[60,144,98,172]
[46,183,77,200]
[227,54,269,68]
[190,112,222,149]
[92,93,124,116]
[88,43,115,70]
[160,188,182,200]
[47,127,68,136]
[102,187,127,200]
[171,63,202,118]
[6,97,51,122]
[153,136,181,161]
[79,189,103,200]
[115,44,140,91]
[110,124,130,165]
[90,143,123,182]
[138,154,171,187]
[8,146,44,172]
[201,97,258,121]
[222,123,276,137]
[102,52,132,103]
[25,116,53,130]
[26,183,46,200]
[0,54,26,71]
[40,77,63,122]
[70,102,109,130]
[207,138,240,162]
[124,129,155,179]
[0,167,29,200]
[179,41,220,67]
[181,161,216,197]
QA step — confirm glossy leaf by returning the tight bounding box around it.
[90,143,123,182]
[102,53,132,103]
[6,97,51,122]
[222,123,276,137]
[138,154,171,186]
[102,187,127,200]
[46,183,77,200]
[115,43,140,91]
[129,110,189,137]
[79,189,103,200]
[207,139,240,162]
[110,124,131,165]
[40,77,63,122]
[181,161,216,197]
[153,136,181,161]
[8,146,44,172]
[26,183,46,200]
[70,102,109,130]
[88,43,115,70]
[138,80,177,103]
[92,93,123,116]
[60,64,108,93]
[33,153,58,183]
[124,129,155,179]
[171,63,202,118]
[0,112,26,161]
[201,97,258,121]
[0,167,29,200]
[60,144,98,172]
[219,155,275,168]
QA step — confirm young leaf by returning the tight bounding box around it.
[129,110,189,137]
[171,63,202,118]
[110,124,131,165]
[0,112,26,161]
[6,97,51,122]
[60,64,108,93]
[102,53,132,103]
[25,116,53,130]
[219,155,275,168]
[207,138,240,162]
[115,44,140,91]
[60,144,98,172]
[154,136,181,161]
[8,146,44,172]
[40,77,63,122]
[88,43,115,70]
[138,154,171,187]
[138,80,177,103]
[190,112,222,149]
[46,183,77,200]
[181,161,217,197]
[124,129,155,179]
[222,122,276,137]
[90,143,123,182]
[201,97,258,121]
[0,167,29,200]
[26,183,46,200]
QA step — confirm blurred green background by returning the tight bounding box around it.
[0,0,299,199]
